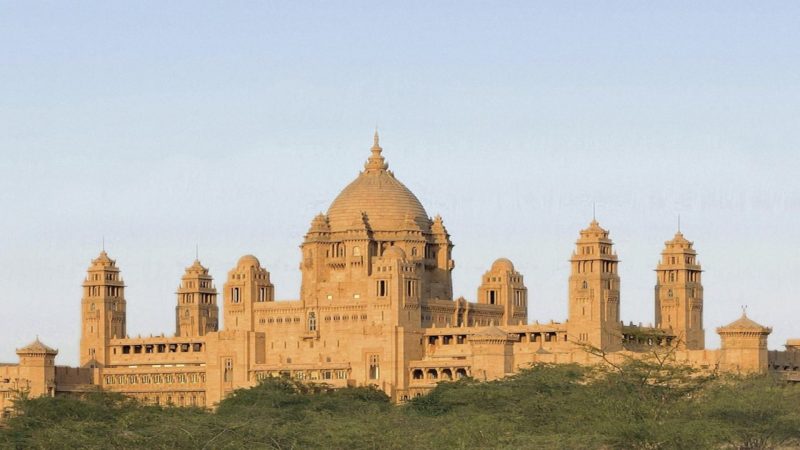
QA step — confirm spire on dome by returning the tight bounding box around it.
[364,130,388,172]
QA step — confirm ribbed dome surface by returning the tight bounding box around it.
[327,170,430,232]
[327,132,430,233]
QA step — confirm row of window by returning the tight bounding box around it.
[660,270,701,283]
[128,392,205,407]
[89,272,119,281]
[104,372,205,385]
[230,287,271,303]
[117,342,203,354]
[181,293,215,305]
[411,368,468,381]
[87,286,123,297]
[255,369,351,381]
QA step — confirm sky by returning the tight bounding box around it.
[1,1,799,365]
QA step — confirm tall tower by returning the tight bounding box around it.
[655,231,704,349]
[80,251,126,368]
[567,220,621,352]
[175,259,219,337]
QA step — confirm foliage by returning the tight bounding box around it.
[1,364,800,449]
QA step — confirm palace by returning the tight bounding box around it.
[2,133,800,414]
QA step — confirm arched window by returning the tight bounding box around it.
[411,247,418,257]
[352,246,361,257]
[308,312,317,331]
[232,287,240,303]
[582,281,588,289]
[369,354,380,380]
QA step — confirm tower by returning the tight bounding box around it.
[80,251,126,368]
[175,259,219,337]
[655,231,705,349]
[223,255,273,331]
[16,339,57,398]
[567,220,621,352]
[477,258,528,325]
[717,312,771,374]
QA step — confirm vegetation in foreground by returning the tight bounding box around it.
[2,360,800,449]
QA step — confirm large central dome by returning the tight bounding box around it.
[327,133,431,233]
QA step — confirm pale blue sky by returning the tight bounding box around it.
[1,2,799,364]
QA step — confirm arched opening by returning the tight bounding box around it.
[455,368,467,379]
[412,369,424,380]
[426,369,438,380]
[441,369,453,380]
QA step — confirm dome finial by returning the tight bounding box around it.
[364,129,388,172]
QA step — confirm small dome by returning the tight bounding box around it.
[237,254,261,268]
[382,246,407,260]
[491,258,515,272]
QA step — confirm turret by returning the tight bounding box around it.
[80,251,126,368]
[567,220,622,352]
[477,258,527,325]
[427,215,455,300]
[16,338,57,398]
[175,259,219,337]
[655,231,704,349]
[717,312,771,374]
[223,255,273,331]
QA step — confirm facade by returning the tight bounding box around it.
[3,133,800,412]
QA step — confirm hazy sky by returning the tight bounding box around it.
[1,2,799,365]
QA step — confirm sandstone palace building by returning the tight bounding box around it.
[3,133,800,413]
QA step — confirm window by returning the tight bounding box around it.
[223,358,233,383]
[352,246,361,257]
[377,280,387,297]
[308,312,317,331]
[582,280,588,289]
[232,287,240,303]
[405,280,414,297]
[368,354,380,380]
[488,290,496,305]
[258,287,266,302]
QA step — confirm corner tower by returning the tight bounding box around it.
[176,259,219,337]
[655,231,704,349]
[567,220,621,352]
[80,251,126,368]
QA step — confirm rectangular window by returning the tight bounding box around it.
[377,280,387,297]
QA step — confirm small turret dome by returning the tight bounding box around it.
[491,258,515,272]
[382,246,407,260]
[237,254,261,268]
